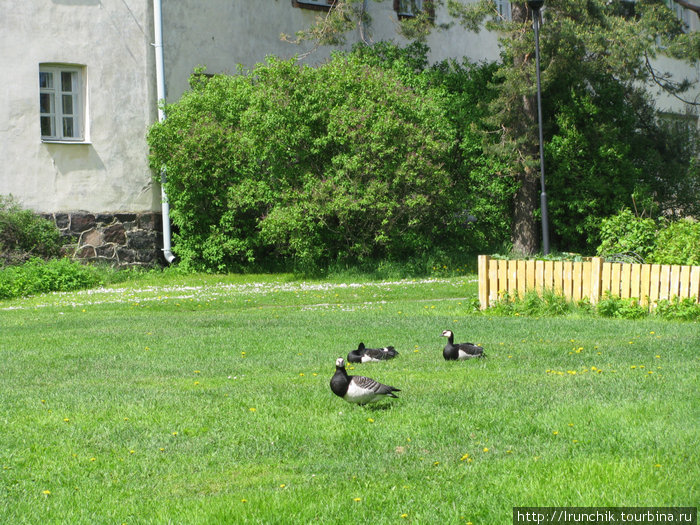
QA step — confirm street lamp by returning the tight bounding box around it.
[527,0,550,255]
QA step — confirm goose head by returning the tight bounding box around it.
[441,330,454,338]
[335,357,346,368]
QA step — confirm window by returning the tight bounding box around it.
[292,0,335,10]
[665,0,692,29]
[39,64,85,142]
[495,0,511,21]
[395,0,424,17]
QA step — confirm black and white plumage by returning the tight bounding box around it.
[330,357,400,405]
[347,342,399,363]
[441,329,485,360]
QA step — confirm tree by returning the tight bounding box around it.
[289,0,699,254]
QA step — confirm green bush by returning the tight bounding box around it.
[148,46,513,273]
[0,195,63,265]
[596,208,657,260]
[655,297,700,321]
[650,218,700,265]
[0,257,103,299]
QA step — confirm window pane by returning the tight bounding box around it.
[39,71,53,89]
[40,93,54,114]
[63,117,75,137]
[62,94,74,115]
[41,116,55,137]
[61,71,74,92]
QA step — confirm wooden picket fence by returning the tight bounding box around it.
[478,255,700,310]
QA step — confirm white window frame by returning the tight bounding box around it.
[495,0,511,21]
[397,0,424,17]
[39,64,87,143]
[294,0,334,8]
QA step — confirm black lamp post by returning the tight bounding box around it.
[527,0,550,255]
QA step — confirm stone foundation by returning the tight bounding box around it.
[41,211,166,268]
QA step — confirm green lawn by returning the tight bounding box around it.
[1,274,698,524]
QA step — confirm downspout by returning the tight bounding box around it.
[153,0,176,263]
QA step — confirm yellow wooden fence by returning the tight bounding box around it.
[478,255,700,310]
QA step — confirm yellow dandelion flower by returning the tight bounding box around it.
[460,454,470,461]
[241,499,248,503]
[194,381,199,385]
[483,447,489,452]
[90,457,96,462]
[129,450,135,455]
[280,484,286,488]
[401,514,409,519]
[655,464,662,468]
[553,431,559,435]
[249,407,256,412]
[655,355,661,359]
[42,490,51,496]
[353,497,361,502]
[172,432,178,436]
[63,418,70,422]
[434,461,440,466]
[367,418,375,423]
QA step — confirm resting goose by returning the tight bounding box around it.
[441,329,485,360]
[347,342,399,363]
[330,357,400,405]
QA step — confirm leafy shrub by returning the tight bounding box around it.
[148,44,513,273]
[0,258,103,299]
[596,293,647,319]
[650,218,700,265]
[655,297,700,321]
[596,208,657,260]
[0,195,63,266]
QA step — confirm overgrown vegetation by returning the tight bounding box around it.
[489,289,700,322]
[0,195,63,266]
[148,48,515,273]
[597,209,700,265]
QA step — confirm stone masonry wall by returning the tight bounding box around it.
[40,212,165,268]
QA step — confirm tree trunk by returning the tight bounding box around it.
[512,167,539,255]
[510,3,540,255]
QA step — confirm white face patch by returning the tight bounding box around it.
[336,357,345,367]
[442,330,453,338]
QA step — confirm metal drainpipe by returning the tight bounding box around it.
[153,0,176,263]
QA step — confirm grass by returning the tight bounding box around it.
[0,273,698,524]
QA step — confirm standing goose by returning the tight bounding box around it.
[441,329,485,360]
[330,357,400,405]
[347,342,399,363]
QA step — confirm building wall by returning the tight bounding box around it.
[1,0,697,225]
[160,0,504,103]
[0,0,158,214]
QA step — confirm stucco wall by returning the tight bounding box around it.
[0,0,159,214]
[160,0,504,103]
[1,0,697,219]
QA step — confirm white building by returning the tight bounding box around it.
[0,0,697,265]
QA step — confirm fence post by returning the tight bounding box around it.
[590,257,603,305]
[478,255,490,310]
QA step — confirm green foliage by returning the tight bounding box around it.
[0,257,103,299]
[596,209,657,260]
[149,50,510,273]
[655,297,700,321]
[596,293,647,320]
[0,195,63,265]
[650,218,700,265]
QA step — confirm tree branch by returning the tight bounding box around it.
[673,0,700,17]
